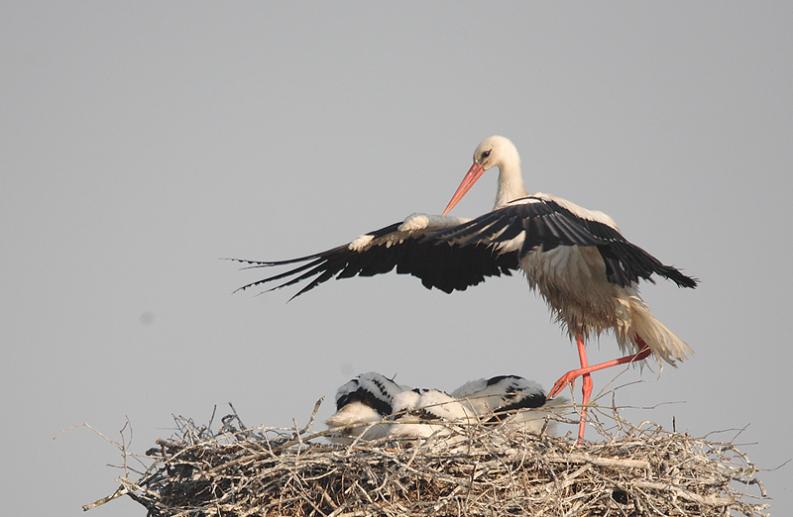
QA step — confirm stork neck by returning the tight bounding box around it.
[494,162,527,209]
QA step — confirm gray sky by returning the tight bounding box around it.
[1,2,791,515]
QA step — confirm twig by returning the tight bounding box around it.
[83,403,771,517]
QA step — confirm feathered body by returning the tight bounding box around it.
[514,194,693,364]
[326,372,410,442]
[235,189,695,365]
[451,374,565,434]
[327,373,560,441]
[451,375,546,414]
[388,388,474,439]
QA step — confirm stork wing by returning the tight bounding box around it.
[230,217,519,299]
[468,196,696,288]
[231,198,696,299]
[523,197,698,288]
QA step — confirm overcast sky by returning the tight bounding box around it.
[1,2,791,515]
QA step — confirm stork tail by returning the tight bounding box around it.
[615,296,693,366]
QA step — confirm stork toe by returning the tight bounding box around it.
[548,369,583,398]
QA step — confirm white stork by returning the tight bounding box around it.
[387,388,474,441]
[325,372,410,442]
[451,374,547,416]
[234,135,697,443]
[451,374,567,434]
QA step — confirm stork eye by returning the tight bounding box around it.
[482,149,492,159]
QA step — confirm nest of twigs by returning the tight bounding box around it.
[85,400,769,516]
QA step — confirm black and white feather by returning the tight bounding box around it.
[325,372,410,442]
[233,196,696,364]
[233,135,697,367]
[232,196,694,299]
[452,374,566,433]
[451,375,547,416]
[387,388,474,439]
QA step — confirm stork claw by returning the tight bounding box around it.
[548,369,583,399]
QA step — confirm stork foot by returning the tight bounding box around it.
[548,342,653,399]
[548,369,583,399]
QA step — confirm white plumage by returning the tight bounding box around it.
[452,374,566,434]
[325,372,410,442]
[451,375,545,415]
[387,388,474,440]
[326,373,562,442]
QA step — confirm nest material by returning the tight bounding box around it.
[85,401,769,517]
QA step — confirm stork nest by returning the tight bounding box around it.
[84,400,769,517]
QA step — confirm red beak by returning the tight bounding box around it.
[442,162,485,215]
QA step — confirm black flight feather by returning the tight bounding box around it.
[232,197,697,299]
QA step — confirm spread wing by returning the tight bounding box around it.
[230,198,696,299]
[230,218,519,299]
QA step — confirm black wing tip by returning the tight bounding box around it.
[224,251,331,268]
[232,280,268,295]
[663,266,699,289]
[677,274,699,289]
[224,256,287,270]
[223,257,266,266]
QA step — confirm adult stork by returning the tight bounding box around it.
[233,135,697,442]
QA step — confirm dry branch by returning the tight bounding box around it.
[84,402,769,516]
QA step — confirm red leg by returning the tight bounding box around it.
[577,335,593,444]
[549,336,652,399]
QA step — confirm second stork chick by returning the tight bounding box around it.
[452,374,566,433]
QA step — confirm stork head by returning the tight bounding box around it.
[443,135,520,215]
